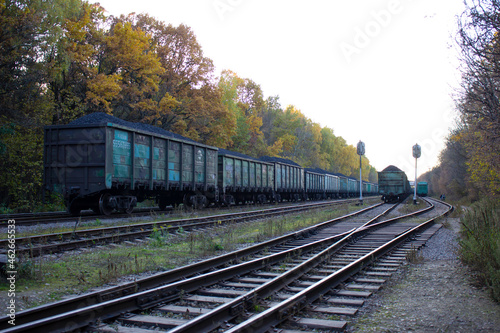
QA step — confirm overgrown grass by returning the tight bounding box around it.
[405,245,424,264]
[459,198,500,302]
[399,198,427,214]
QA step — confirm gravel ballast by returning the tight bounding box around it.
[349,217,500,332]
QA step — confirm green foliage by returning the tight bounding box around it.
[0,123,46,210]
[149,225,171,247]
[459,199,500,302]
[0,0,378,211]
[420,1,499,200]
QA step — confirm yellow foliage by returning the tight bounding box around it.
[267,139,284,157]
[86,74,121,113]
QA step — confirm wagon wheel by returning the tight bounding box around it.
[99,193,114,216]
[196,195,208,209]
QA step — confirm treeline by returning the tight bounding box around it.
[419,0,499,201]
[0,0,377,210]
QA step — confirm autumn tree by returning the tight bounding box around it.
[0,0,83,208]
[455,0,500,195]
[0,1,381,210]
[48,2,108,123]
[218,70,267,155]
[128,15,235,147]
[419,128,471,200]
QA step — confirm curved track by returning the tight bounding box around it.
[1,198,453,332]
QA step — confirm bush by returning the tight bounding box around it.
[459,198,500,302]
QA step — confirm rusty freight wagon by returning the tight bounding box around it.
[44,113,218,215]
[417,181,428,197]
[259,156,304,202]
[217,149,274,205]
[377,165,411,203]
[304,168,340,200]
[304,168,325,200]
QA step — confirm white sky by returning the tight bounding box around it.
[92,0,465,178]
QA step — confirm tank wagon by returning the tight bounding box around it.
[377,165,411,203]
[416,181,428,197]
[44,113,379,215]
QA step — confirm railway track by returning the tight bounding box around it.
[0,198,453,332]
[0,200,390,330]
[0,207,160,227]
[0,198,369,258]
[0,198,375,227]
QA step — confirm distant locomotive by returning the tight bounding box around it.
[377,165,412,203]
[43,113,378,215]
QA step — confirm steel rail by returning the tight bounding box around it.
[165,199,435,332]
[0,198,367,257]
[0,197,369,227]
[225,199,452,332]
[1,201,418,333]
[1,230,358,332]
[0,202,385,330]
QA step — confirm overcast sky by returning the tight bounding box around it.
[91,0,465,178]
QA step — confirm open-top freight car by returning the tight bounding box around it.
[347,177,357,197]
[304,168,325,200]
[363,181,379,196]
[303,168,340,200]
[318,169,340,199]
[259,156,304,202]
[335,173,349,198]
[377,165,411,203]
[416,181,428,197]
[44,113,218,215]
[217,149,274,205]
[44,113,379,215]
[324,171,340,199]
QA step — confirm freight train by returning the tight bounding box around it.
[416,181,428,197]
[377,165,412,203]
[43,113,378,215]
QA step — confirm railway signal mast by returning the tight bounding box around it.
[357,140,365,205]
[412,143,421,204]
